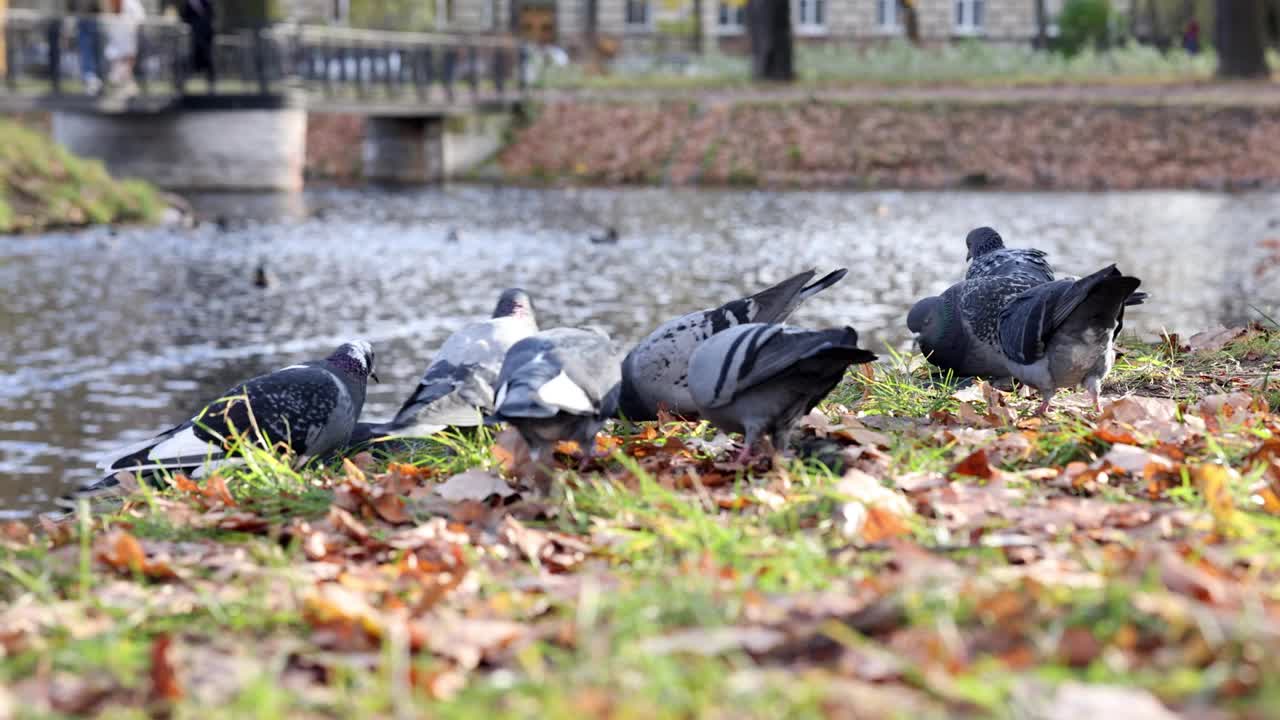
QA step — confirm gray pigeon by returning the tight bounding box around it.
[964,226,1149,306]
[489,327,623,466]
[965,226,1054,284]
[911,265,1142,413]
[619,268,848,421]
[352,289,538,444]
[688,323,877,461]
[66,341,378,504]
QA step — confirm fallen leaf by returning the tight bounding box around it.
[94,530,178,580]
[434,470,518,503]
[491,428,533,476]
[370,493,412,525]
[1102,444,1174,476]
[1159,550,1229,606]
[635,626,785,656]
[951,449,994,479]
[1015,681,1181,720]
[1057,626,1102,668]
[1192,463,1239,533]
[836,469,914,542]
[1186,325,1249,354]
[148,634,183,702]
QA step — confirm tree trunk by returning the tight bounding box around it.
[747,0,794,82]
[1034,0,1048,49]
[900,0,920,45]
[1216,0,1270,78]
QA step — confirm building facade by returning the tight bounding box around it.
[277,0,1065,53]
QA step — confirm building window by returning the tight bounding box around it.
[877,0,900,29]
[718,1,746,32]
[795,0,825,30]
[625,0,651,27]
[955,0,985,32]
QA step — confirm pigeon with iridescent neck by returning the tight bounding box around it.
[910,265,1143,414]
[63,341,378,505]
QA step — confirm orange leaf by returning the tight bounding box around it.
[149,634,183,702]
[200,474,237,507]
[861,505,910,543]
[371,493,412,525]
[951,449,993,479]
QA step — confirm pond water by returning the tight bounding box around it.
[2,185,1278,516]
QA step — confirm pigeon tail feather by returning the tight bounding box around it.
[797,268,849,303]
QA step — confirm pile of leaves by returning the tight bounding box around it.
[501,99,1280,191]
[1,328,1279,717]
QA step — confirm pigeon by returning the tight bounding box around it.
[964,226,1149,305]
[253,260,276,289]
[354,288,539,444]
[911,265,1142,413]
[589,227,619,245]
[489,327,623,467]
[688,323,877,461]
[65,341,379,504]
[964,226,1054,284]
[618,268,849,421]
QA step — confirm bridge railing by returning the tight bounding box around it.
[1,9,189,99]
[218,24,526,105]
[0,10,527,107]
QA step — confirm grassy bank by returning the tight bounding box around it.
[500,98,1280,190]
[2,327,1279,717]
[0,120,161,234]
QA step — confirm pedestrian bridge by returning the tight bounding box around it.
[0,10,529,189]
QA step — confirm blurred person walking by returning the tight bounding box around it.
[105,0,145,93]
[1182,17,1201,54]
[179,0,215,89]
[72,0,103,94]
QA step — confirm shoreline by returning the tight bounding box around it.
[496,97,1280,191]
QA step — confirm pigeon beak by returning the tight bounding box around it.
[370,370,381,384]
[965,250,972,261]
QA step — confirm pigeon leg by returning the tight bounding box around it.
[1033,390,1056,416]
[735,424,764,464]
[1084,376,1103,412]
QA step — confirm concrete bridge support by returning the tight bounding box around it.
[51,100,307,191]
[362,112,511,183]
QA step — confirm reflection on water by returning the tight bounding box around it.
[1,186,1277,515]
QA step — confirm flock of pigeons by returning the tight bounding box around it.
[68,227,1145,503]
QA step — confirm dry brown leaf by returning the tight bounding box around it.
[634,626,785,656]
[491,427,533,476]
[836,469,914,542]
[1102,444,1174,476]
[1057,626,1102,668]
[1185,325,1249,354]
[951,449,994,480]
[434,470,517,503]
[94,530,178,580]
[148,634,183,702]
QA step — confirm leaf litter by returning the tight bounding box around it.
[3,333,1280,716]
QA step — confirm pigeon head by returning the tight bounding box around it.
[965,227,1004,261]
[328,340,379,383]
[909,295,965,367]
[906,296,939,334]
[493,288,537,323]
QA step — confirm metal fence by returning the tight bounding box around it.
[2,9,189,97]
[0,9,527,106]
